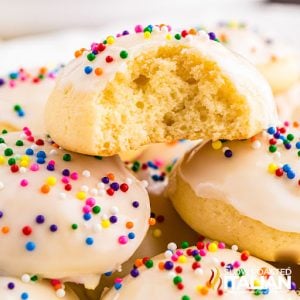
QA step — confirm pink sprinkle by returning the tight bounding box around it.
[116,33,122,38]
[199,249,207,256]
[27,136,34,142]
[118,235,128,245]
[82,205,91,213]
[171,254,178,262]
[9,80,16,88]
[48,73,55,79]
[284,121,290,127]
[20,76,26,81]
[233,261,241,268]
[20,179,28,187]
[134,25,143,33]
[70,172,79,180]
[154,159,164,167]
[218,242,226,249]
[176,250,183,256]
[48,160,55,165]
[30,163,39,171]
[114,278,123,284]
[86,197,96,207]
[61,177,69,184]
[167,25,172,32]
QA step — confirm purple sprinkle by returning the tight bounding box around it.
[102,177,109,184]
[291,281,297,290]
[109,216,118,224]
[0,211,3,218]
[0,78,5,86]
[7,282,15,289]
[110,182,119,191]
[36,215,45,224]
[208,32,216,40]
[164,261,174,270]
[47,164,55,171]
[122,30,129,35]
[130,268,139,277]
[132,201,139,208]
[49,224,58,232]
[62,169,70,176]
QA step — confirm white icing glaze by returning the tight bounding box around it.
[102,243,298,300]
[276,82,300,121]
[0,131,150,288]
[179,125,300,233]
[214,23,296,65]
[0,66,61,133]
[0,276,78,299]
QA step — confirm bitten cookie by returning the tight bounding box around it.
[167,121,300,263]
[102,241,298,299]
[215,22,300,94]
[0,275,78,299]
[0,130,150,289]
[0,66,62,133]
[45,24,276,156]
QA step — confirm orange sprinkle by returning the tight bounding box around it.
[95,67,103,76]
[189,28,197,35]
[52,143,60,149]
[293,121,299,128]
[126,221,134,229]
[158,262,165,270]
[107,173,115,180]
[250,136,257,142]
[148,218,156,226]
[74,50,83,58]
[41,184,50,194]
[199,286,209,295]
[134,258,143,268]
[271,55,277,62]
[53,283,62,290]
[2,226,9,234]
[39,67,48,74]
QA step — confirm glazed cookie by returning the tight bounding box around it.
[276,82,300,121]
[215,22,300,94]
[0,66,62,133]
[0,275,78,299]
[85,140,200,299]
[0,130,150,289]
[168,122,300,263]
[102,241,298,299]
[45,24,276,156]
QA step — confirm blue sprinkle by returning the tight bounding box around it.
[114,283,122,290]
[104,271,113,277]
[227,280,232,288]
[267,127,276,134]
[287,171,295,179]
[25,149,34,155]
[85,237,94,245]
[21,292,29,299]
[83,213,92,221]
[262,288,269,295]
[128,232,135,239]
[36,157,45,164]
[25,241,36,252]
[283,164,291,172]
[296,142,300,149]
[18,110,25,117]
[36,151,46,158]
[84,66,93,74]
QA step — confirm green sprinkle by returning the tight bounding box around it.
[4,148,13,156]
[143,26,152,33]
[145,259,154,268]
[287,133,294,141]
[87,53,96,61]
[237,268,246,277]
[254,289,261,296]
[63,154,72,161]
[94,156,103,160]
[30,275,38,281]
[182,296,190,300]
[269,145,277,153]
[120,50,128,59]
[8,158,16,166]
[181,241,189,249]
[2,129,8,134]
[298,150,300,157]
[0,138,5,144]
[14,104,21,111]
[194,254,202,261]
[174,33,181,40]
[173,276,182,285]
[71,223,78,230]
[16,140,24,146]
[92,206,101,214]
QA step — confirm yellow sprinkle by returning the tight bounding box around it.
[20,160,29,167]
[46,176,57,186]
[106,36,115,45]
[144,31,151,39]
[0,156,5,164]
[76,191,86,200]
[21,155,29,161]
[153,229,162,238]
[101,219,110,228]
[254,279,260,287]
[178,255,187,263]
[165,33,172,40]
[268,163,277,174]
[212,140,222,150]
[208,242,218,252]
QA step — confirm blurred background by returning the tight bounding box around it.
[0,0,300,72]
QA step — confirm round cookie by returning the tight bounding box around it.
[0,130,150,289]
[275,81,300,121]
[167,122,300,263]
[214,22,300,94]
[85,140,201,299]
[102,241,298,299]
[0,66,62,133]
[0,275,78,299]
[45,24,276,156]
